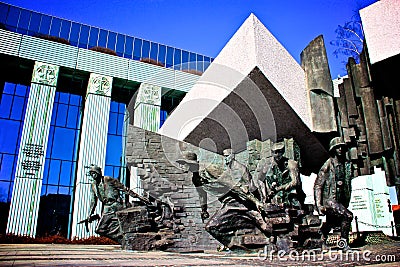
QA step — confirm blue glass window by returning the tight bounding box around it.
[69,22,80,46]
[50,17,62,37]
[66,106,79,129]
[10,96,24,121]
[59,20,71,40]
[0,181,11,202]
[55,104,68,127]
[174,49,181,70]
[108,112,117,135]
[3,83,15,94]
[133,38,142,60]
[0,154,15,182]
[0,3,8,24]
[69,94,81,106]
[17,9,30,32]
[58,92,69,104]
[142,40,150,59]
[166,46,174,68]
[58,186,70,195]
[189,52,197,70]
[38,15,51,35]
[78,25,89,47]
[107,31,116,51]
[197,54,204,72]
[59,161,72,186]
[0,95,12,118]
[20,10,31,27]
[48,160,61,185]
[110,101,119,113]
[0,119,21,154]
[116,34,125,56]
[15,84,28,97]
[150,42,158,62]
[158,45,166,65]
[6,6,19,28]
[28,12,41,34]
[88,27,99,47]
[160,110,167,127]
[124,36,134,59]
[182,51,189,70]
[105,135,122,166]
[98,29,107,48]
[51,128,76,160]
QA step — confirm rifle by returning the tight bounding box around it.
[124,187,154,207]
[78,214,100,233]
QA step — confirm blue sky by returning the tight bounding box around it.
[5,0,377,78]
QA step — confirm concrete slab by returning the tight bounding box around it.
[360,0,400,64]
[159,14,328,173]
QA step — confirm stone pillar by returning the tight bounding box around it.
[359,50,384,154]
[70,73,113,239]
[6,62,59,237]
[300,35,337,133]
[133,83,161,132]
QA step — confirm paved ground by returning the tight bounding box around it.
[0,242,399,267]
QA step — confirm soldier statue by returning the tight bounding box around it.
[86,164,130,243]
[257,141,304,208]
[177,149,271,249]
[314,137,354,250]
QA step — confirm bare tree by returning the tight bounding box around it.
[330,14,364,64]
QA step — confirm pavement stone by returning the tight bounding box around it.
[0,242,399,266]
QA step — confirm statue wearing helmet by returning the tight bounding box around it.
[314,137,354,250]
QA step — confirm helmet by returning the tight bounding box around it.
[329,137,345,152]
[176,152,198,165]
[222,148,233,156]
[89,165,102,175]
[271,142,285,151]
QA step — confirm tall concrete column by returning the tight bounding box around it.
[71,73,113,239]
[7,62,59,237]
[300,35,337,133]
[133,83,161,132]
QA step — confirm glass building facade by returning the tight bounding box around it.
[0,2,212,72]
[0,2,210,238]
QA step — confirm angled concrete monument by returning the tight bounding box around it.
[160,14,329,173]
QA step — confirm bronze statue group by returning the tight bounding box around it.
[84,136,354,252]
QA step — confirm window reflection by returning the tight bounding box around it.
[28,12,41,34]
[116,34,125,56]
[142,40,150,59]
[182,51,189,70]
[107,31,117,51]
[88,27,99,47]
[174,49,181,70]
[50,17,61,37]
[17,9,30,31]
[0,3,8,24]
[69,22,80,45]
[150,42,158,61]
[6,6,19,27]
[166,46,174,68]
[78,25,89,47]
[59,20,71,40]
[124,36,134,59]
[98,29,108,48]
[158,45,166,65]
[38,15,51,35]
[133,38,142,60]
